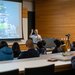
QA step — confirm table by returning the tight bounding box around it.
[0,51,74,73]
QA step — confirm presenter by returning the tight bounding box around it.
[29,29,42,44]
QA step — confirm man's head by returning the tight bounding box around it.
[26,39,34,49]
[34,29,38,35]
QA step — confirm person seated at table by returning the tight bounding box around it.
[12,42,21,58]
[70,41,75,51]
[37,40,47,55]
[0,41,13,61]
[60,40,67,52]
[52,39,64,53]
[18,39,40,59]
[71,53,75,69]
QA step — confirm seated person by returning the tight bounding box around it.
[37,40,46,54]
[52,39,64,53]
[0,41,13,61]
[71,53,75,69]
[12,42,21,58]
[18,39,40,59]
[71,41,75,51]
[60,40,67,52]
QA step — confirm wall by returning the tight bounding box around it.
[35,0,75,42]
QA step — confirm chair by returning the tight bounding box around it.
[0,69,19,75]
[24,64,54,75]
[55,69,75,75]
[43,38,56,48]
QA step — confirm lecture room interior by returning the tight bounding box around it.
[9,0,75,51]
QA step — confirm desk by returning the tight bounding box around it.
[0,51,74,73]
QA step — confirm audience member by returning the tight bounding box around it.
[71,41,75,51]
[61,40,65,45]
[0,41,8,48]
[18,39,39,59]
[52,39,64,53]
[29,29,42,44]
[71,53,75,69]
[37,40,46,54]
[60,40,67,52]
[12,42,21,58]
[0,41,13,61]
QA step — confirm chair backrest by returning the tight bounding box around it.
[43,38,56,48]
[0,69,19,75]
[24,64,54,75]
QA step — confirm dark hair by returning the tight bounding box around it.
[37,41,46,54]
[0,41,8,48]
[72,41,75,47]
[54,39,61,47]
[12,42,20,50]
[12,42,21,57]
[37,40,46,48]
[60,40,65,45]
[41,40,46,46]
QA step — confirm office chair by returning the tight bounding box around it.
[24,64,54,75]
[43,38,55,48]
[0,69,19,75]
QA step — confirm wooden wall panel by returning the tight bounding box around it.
[9,44,28,51]
[19,7,28,50]
[20,44,28,50]
[23,8,28,18]
[35,0,75,42]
